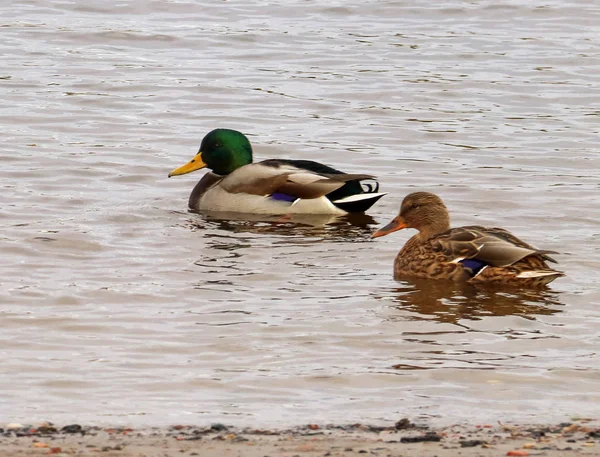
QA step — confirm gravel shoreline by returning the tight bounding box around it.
[2,418,599,457]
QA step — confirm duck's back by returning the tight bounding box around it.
[394,234,471,282]
[394,226,563,286]
[190,162,347,214]
[189,159,384,215]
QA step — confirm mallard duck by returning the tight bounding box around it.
[168,129,386,215]
[372,192,564,287]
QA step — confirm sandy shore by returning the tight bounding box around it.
[1,419,599,457]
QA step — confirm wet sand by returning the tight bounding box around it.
[2,419,599,457]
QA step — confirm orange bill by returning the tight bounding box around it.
[371,216,407,238]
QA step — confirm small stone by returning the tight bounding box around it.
[460,440,486,448]
[523,443,537,449]
[563,425,579,433]
[7,423,24,430]
[210,423,228,432]
[38,426,58,434]
[61,424,83,434]
[401,433,441,443]
[395,418,412,430]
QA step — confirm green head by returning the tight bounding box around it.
[168,128,253,177]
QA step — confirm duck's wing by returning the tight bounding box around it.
[432,226,559,267]
[474,226,559,264]
[263,159,386,212]
[219,160,376,200]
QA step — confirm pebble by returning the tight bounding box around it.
[460,440,486,448]
[400,432,441,443]
[6,423,24,430]
[395,418,412,430]
[61,424,83,434]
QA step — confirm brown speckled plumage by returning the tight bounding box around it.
[372,192,564,287]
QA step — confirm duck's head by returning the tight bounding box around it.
[168,129,253,177]
[371,192,450,239]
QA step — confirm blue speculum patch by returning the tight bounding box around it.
[459,258,487,276]
[269,192,296,203]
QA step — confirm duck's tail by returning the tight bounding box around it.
[277,159,386,213]
[327,178,386,213]
[516,270,565,286]
[332,191,387,213]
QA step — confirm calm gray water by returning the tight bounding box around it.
[1,0,599,427]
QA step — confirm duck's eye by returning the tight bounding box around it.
[411,203,420,210]
[214,142,221,148]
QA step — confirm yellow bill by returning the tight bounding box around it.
[168,152,207,177]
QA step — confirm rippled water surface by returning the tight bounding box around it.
[2,0,599,427]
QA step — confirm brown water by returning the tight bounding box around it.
[1,0,599,427]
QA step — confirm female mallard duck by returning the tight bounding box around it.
[372,192,564,287]
[168,129,386,214]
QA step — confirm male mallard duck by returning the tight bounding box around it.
[372,192,564,287]
[168,129,386,214]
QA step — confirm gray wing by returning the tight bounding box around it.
[432,226,559,267]
[219,162,369,199]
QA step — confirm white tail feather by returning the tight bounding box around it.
[332,192,387,204]
[517,270,562,279]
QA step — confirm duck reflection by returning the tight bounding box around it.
[382,278,563,324]
[185,210,378,241]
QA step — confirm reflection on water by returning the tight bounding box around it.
[184,211,378,241]
[379,278,564,324]
[3,0,599,429]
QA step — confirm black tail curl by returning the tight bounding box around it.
[360,179,380,194]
